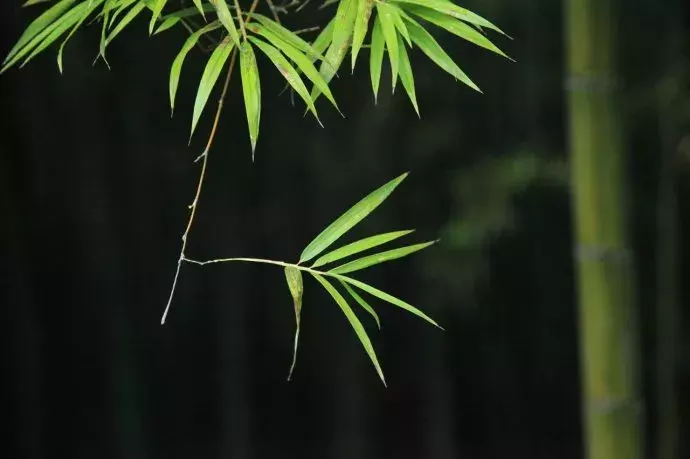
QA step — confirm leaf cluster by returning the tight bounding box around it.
[3,0,509,159]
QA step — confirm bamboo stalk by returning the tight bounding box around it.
[565,0,644,458]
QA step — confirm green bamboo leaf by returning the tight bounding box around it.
[170,21,221,115]
[57,0,104,73]
[351,0,373,71]
[341,281,381,330]
[247,24,340,113]
[299,173,408,263]
[405,18,481,92]
[3,0,75,66]
[396,34,419,116]
[12,3,89,71]
[330,240,437,274]
[407,6,510,59]
[24,0,56,6]
[148,0,166,34]
[333,274,443,329]
[376,2,399,91]
[388,3,411,46]
[192,0,206,20]
[250,37,321,125]
[211,0,240,46]
[312,230,414,268]
[153,15,179,34]
[284,267,304,381]
[311,273,386,386]
[105,1,147,46]
[311,18,334,56]
[160,3,215,21]
[311,0,357,101]
[240,41,261,158]
[369,17,384,103]
[190,38,234,140]
[108,0,138,29]
[390,0,507,36]
[250,14,324,62]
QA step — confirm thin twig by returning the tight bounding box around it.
[183,256,329,277]
[161,0,263,325]
[234,0,248,41]
[265,0,282,23]
[161,48,238,325]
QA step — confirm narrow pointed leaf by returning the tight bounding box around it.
[160,3,216,21]
[312,230,414,268]
[330,240,437,274]
[407,6,510,59]
[192,0,206,19]
[190,38,234,139]
[389,0,507,36]
[351,0,373,71]
[108,0,138,29]
[240,41,261,158]
[148,0,166,35]
[341,281,381,330]
[10,3,89,72]
[4,0,75,65]
[250,37,320,124]
[311,273,386,385]
[333,274,442,329]
[376,2,399,91]
[247,24,340,113]
[369,17,384,103]
[154,16,180,34]
[284,267,304,381]
[57,0,104,73]
[405,18,480,92]
[388,3,411,46]
[397,34,419,115]
[250,14,324,62]
[211,0,240,46]
[311,18,334,56]
[299,173,408,263]
[311,0,357,101]
[105,1,147,47]
[170,21,221,115]
[23,0,55,6]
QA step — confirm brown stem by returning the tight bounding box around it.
[161,0,264,325]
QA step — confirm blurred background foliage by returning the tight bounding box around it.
[1,0,689,458]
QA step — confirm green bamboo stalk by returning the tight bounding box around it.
[565,0,644,458]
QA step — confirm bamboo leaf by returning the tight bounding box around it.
[390,0,507,36]
[330,240,437,274]
[388,3,411,46]
[108,0,138,29]
[299,173,408,263]
[170,21,221,115]
[311,18,334,57]
[284,267,304,381]
[148,0,166,35]
[190,38,234,140]
[211,0,240,46]
[250,37,321,124]
[376,2,399,91]
[405,17,481,92]
[396,34,419,116]
[153,15,179,34]
[351,0,373,71]
[57,0,104,73]
[247,24,340,113]
[369,17,384,103]
[312,230,414,268]
[250,14,324,62]
[407,6,510,59]
[311,273,386,385]
[105,1,147,46]
[191,0,206,20]
[333,274,443,329]
[341,281,381,329]
[24,0,56,6]
[311,0,357,101]
[240,40,261,158]
[3,0,76,66]
[7,3,89,72]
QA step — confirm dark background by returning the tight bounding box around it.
[1,1,689,458]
